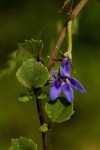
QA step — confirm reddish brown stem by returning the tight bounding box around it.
[36,99,48,150]
[72,0,88,18]
[47,22,68,71]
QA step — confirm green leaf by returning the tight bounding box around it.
[18,93,33,102]
[16,59,49,89]
[9,136,37,150]
[39,123,48,132]
[37,93,47,100]
[45,97,74,123]
[16,39,43,66]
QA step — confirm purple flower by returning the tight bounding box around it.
[50,58,86,103]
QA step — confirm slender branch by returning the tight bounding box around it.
[29,88,48,150]
[47,0,88,71]
[46,22,68,71]
[72,0,88,18]
[36,98,48,150]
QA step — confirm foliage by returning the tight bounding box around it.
[16,39,43,67]
[9,137,37,150]
[39,123,48,132]
[45,98,74,123]
[16,59,49,89]
[18,92,33,102]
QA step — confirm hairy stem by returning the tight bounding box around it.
[47,0,88,71]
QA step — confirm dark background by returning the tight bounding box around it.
[0,0,100,150]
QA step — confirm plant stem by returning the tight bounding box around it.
[36,94,48,150]
[67,20,72,53]
[46,22,68,71]
[64,20,72,60]
[47,0,88,71]
[72,0,88,18]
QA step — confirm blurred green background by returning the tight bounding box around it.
[0,0,100,150]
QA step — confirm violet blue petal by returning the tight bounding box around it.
[60,66,70,78]
[62,58,70,66]
[61,58,71,77]
[62,82,74,103]
[50,79,62,101]
[52,69,57,79]
[68,77,86,93]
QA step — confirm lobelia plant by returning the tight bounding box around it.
[9,0,89,150]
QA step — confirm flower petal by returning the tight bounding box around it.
[60,66,70,78]
[62,82,74,103]
[62,58,70,67]
[68,77,86,93]
[60,58,71,77]
[52,69,57,79]
[50,79,62,101]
